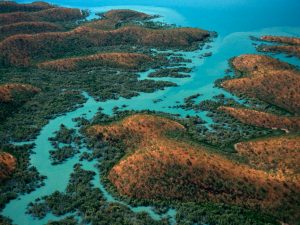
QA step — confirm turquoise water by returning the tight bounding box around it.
[3,1,300,224]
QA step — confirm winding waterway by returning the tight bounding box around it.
[3,0,300,224]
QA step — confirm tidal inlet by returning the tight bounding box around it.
[0,0,299,225]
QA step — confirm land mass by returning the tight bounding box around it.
[38,53,154,71]
[0,152,16,181]
[88,114,300,224]
[219,106,300,132]
[0,83,40,121]
[258,35,300,58]
[235,135,300,179]
[221,54,300,114]
[0,26,209,67]
[4,2,299,225]
[0,1,54,13]
[0,3,215,225]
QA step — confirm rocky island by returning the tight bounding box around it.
[258,35,300,58]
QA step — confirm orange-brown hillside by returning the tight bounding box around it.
[259,36,300,58]
[0,26,209,66]
[0,83,40,121]
[0,1,54,13]
[0,7,84,26]
[0,83,40,103]
[38,53,153,71]
[103,9,153,22]
[219,106,300,132]
[0,151,16,181]
[88,114,300,222]
[235,135,300,180]
[0,21,63,40]
[85,9,153,30]
[261,36,300,45]
[260,45,300,58]
[221,54,300,114]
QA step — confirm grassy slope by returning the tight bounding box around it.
[235,135,300,179]
[221,54,300,114]
[0,83,40,122]
[0,1,54,14]
[0,26,209,66]
[87,9,154,30]
[0,7,84,26]
[0,22,63,40]
[88,114,300,224]
[0,83,40,102]
[258,35,300,58]
[38,53,154,71]
[219,106,300,132]
[0,152,16,181]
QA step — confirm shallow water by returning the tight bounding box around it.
[4,1,300,224]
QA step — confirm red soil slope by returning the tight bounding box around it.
[219,106,300,132]
[0,83,40,103]
[235,135,300,180]
[221,54,300,114]
[261,36,300,45]
[38,53,153,71]
[103,9,153,22]
[0,26,209,66]
[0,152,16,181]
[0,7,83,26]
[0,21,63,40]
[88,114,300,222]
[259,36,300,58]
[86,9,153,30]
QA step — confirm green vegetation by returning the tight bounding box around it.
[17,107,291,225]
[0,65,177,144]
[0,88,86,144]
[90,9,158,31]
[174,93,282,149]
[0,22,63,41]
[257,35,300,58]
[0,10,199,144]
[220,54,300,114]
[0,215,12,225]
[48,124,80,164]
[0,7,86,27]
[0,83,40,122]
[0,2,54,14]
[27,164,169,225]
[26,159,281,225]
[1,6,298,223]
[0,4,214,224]
[46,216,78,225]
[148,67,192,78]
[0,144,45,210]
[49,124,78,145]
[49,146,79,165]
[82,110,284,225]
[176,202,280,225]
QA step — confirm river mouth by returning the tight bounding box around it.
[2,1,300,225]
